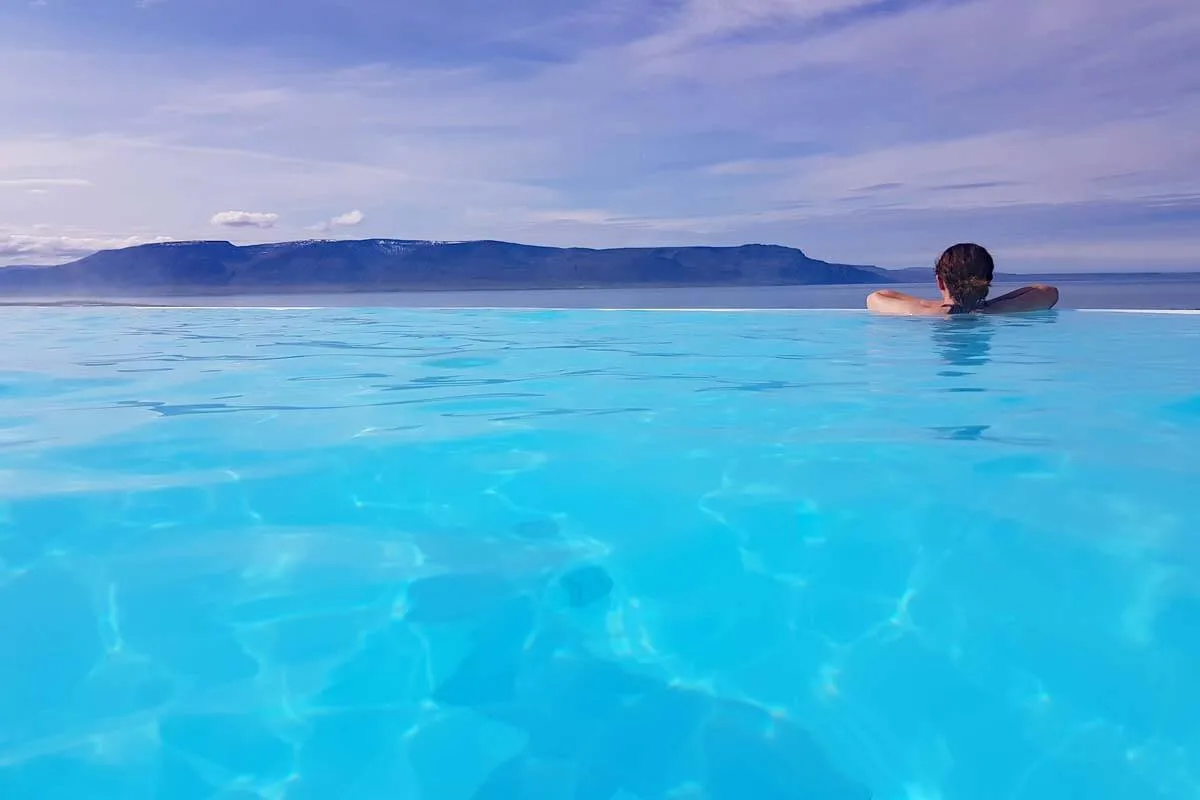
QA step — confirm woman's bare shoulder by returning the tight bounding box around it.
[866,289,948,316]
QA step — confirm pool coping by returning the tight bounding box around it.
[122,306,1200,313]
[5,305,1198,314]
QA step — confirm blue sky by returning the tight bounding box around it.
[1,0,1197,271]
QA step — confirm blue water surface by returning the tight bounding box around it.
[0,308,1198,800]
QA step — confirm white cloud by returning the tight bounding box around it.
[330,209,365,227]
[0,177,92,188]
[210,210,280,229]
[306,209,368,233]
[0,232,173,263]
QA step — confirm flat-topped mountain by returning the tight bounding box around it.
[0,239,890,296]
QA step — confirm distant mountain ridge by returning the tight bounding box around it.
[0,238,890,297]
[1,239,1194,298]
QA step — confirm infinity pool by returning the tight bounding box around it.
[1,308,1198,800]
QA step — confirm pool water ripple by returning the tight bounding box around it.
[0,308,1198,800]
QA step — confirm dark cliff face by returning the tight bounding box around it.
[0,239,890,296]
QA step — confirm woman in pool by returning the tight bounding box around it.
[866,243,1059,315]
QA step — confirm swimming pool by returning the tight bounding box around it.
[1,308,1197,800]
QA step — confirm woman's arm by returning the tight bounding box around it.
[982,284,1059,313]
[866,289,943,315]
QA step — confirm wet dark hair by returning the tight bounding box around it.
[936,242,994,314]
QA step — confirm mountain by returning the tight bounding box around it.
[0,239,890,297]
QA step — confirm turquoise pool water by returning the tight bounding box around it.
[1,308,1198,800]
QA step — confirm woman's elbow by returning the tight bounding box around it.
[865,290,890,311]
[1033,284,1059,308]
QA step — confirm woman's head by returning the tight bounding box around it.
[935,243,994,312]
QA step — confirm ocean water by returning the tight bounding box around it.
[14,278,1200,310]
[1,307,1198,800]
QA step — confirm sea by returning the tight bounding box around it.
[9,279,1200,310]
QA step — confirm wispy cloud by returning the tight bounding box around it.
[1001,238,1200,266]
[629,0,877,65]
[703,119,1200,212]
[210,210,280,229]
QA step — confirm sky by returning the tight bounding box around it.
[1,0,1198,271]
